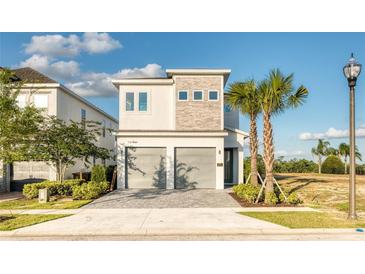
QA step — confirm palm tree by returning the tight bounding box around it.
[258,69,308,203]
[311,139,330,174]
[326,147,339,157]
[226,80,261,186]
[338,143,362,174]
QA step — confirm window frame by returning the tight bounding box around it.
[208,90,219,101]
[178,90,189,101]
[126,92,135,111]
[138,91,148,112]
[193,90,204,101]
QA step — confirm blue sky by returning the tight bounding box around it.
[1,32,365,161]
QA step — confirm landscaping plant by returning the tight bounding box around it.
[22,179,83,199]
[91,164,107,182]
[232,184,261,203]
[72,181,110,200]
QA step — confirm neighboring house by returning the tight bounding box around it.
[112,69,248,190]
[0,67,118,192]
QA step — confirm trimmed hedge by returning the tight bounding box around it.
[23,179,83,199]
[91,165,106,183]
[232,184,261,203]
[72,181,110,200]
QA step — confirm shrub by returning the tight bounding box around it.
[279,192,302,205]
[91,165,106,183]
[244,155,265,182]
[22,179,83,199]
[72,181,110,200]
[233,184,260,203]
[321,155,344,174]
[265,192,279,205]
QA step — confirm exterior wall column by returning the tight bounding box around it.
[216,139,225,189]
[166,145,175,189]
[238,146,244,184]
[117,140,126,189]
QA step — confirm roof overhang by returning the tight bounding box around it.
[166,68,231,85]
[112,78,173,87]
[224,127,249,137]
[116,130,228,137]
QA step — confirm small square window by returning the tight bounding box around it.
[193,90,203,101]
[139,92,148,111]
[209,91,219,101]
[178,90,188,101]
[126,92,134,111]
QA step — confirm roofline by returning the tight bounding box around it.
[224,127,249,137]
[22,83,118,124]
[112,78,173,87]
[166,68,231,85]
[116,130,228,137]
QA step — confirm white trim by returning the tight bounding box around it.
[117,131,228,137]
[221,76,224,130]
[208,90,219,101]
[193,90,204,101]
[224,127,249,137]
[177,90,189,101]
[166,69,231,85]
[112,79,173,86]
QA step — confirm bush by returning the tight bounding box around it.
[321,155,344,174]
[265,192,278,205]
[233,184,260,203]
[72,181,110,200]
[279,192,302,205]
[91,165,106,183]
[274,157,318,173]
[22,179,83,199]
[244,155,265,182]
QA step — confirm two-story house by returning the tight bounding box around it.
[112,69,248,190]
[0,67,118,192]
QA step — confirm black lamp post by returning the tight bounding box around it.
[343,53,362,220]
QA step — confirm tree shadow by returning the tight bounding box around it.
[0,216,15,222]
[126,147,146,177]
[285,178,327,194]
[152,156,166,189]
[175,161,198,189]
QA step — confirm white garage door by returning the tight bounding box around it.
[175,148,216,189]
[126,147,166,189]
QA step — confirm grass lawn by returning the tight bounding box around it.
[0,214,69,231]
[0,199,91,210]
[241,211,365,228]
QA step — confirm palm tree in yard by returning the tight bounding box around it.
[311,139,330,174]
[226,80,261,186]
[338,143,362,174]
[258,69,308,203]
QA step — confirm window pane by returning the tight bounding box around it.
[17,95,26,108]
[194,91,203,100]
[139,92,147,111]
[81,109,86,124]
[34,94,48,108]
[209,91,218,100]
[126,92,134,111]
[179,91,188,100]
[224,104,232,112]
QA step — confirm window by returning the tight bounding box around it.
[193,90,203,101]
[126,92,134,111]
[224,104,232,112]
[33,94,48,109]
[102,120,106,137]
[16,94,26,108]
[209,90,219,101]
[178,90,188,101]
[139,92,148,111]
[81,109,86,127]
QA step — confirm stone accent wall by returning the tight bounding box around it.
[175,76,222,130]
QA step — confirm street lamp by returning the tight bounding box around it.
[343,53,362,220]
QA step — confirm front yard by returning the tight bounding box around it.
[0,198,91,210]
[0,214,69,231]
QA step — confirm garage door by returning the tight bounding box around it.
[126,147,166,189]
[175,148,216,189]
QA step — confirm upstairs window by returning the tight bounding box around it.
[126,92,134,111]
[208,90,219,101]
[178,90,188,101]
[102,120,106,137]
[139,92,148,111]
[16,94,26,108]
[34,94,48,109]
[193,90,203,101]
[81,109,86,128]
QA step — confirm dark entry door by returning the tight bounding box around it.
[224,149,233,186]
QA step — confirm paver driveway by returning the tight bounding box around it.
[84,189,240,208]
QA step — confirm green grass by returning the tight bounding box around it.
[240,211,365,228]
[0,214,70,231]
[0,199,91,210]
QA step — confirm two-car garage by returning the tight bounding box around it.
[125,147,216,189]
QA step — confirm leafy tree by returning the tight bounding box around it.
[0,68,43,191]
[258,69,308,203]
[244,154,265,181]
[311,139,330,174]
[338,143,362,174]
[91,164,107,182]
[274,157,317,173]
[33,116,111,182]
[326,147,339,157]
[321,155,344,174]
[226,80,261,185]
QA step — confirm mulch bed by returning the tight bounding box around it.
[229,193,299,207]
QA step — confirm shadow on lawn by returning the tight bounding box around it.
[285,178,327,194]
[0,216,15,222]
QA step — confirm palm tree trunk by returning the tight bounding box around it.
[263,111,275,198]
[249,114,259,186]
[318,156,322,174]
[344,157,347,174]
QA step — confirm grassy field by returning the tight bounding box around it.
[0,199,91,210]
[276,173,365,212]
[241,211,365,228]
[0,214,69,231]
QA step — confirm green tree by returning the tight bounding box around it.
[226,80,261,185]
[311,139,330,174]
[91,164,107,183]
[258,69,308,203]
[338,143,362,174]
[321,155,344,174]
[0,68,43,191]
[33,116,111,182]
[326,147,339,157]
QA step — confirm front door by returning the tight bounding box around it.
[224,149,233,186]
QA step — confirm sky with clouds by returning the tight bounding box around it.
[1,32,365,162]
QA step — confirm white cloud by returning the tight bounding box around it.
[20,54,80,81]
[24,33,121,58]
[299,127,365,140]
[114,64,165,79]
[276,150,304,157]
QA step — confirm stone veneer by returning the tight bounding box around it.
[175,76,222,130]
